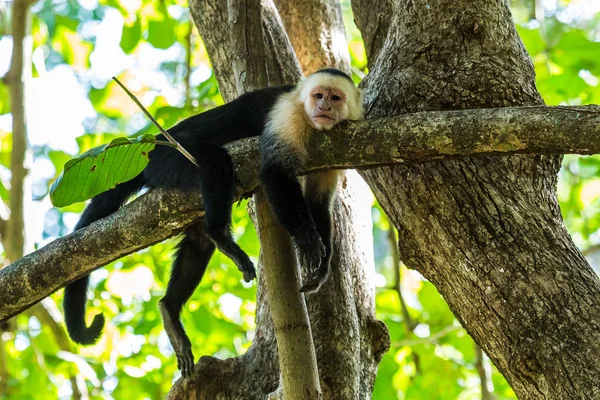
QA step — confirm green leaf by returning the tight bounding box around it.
[0,131,11,168]
[0,81,10,114]
[0,178,8,202]
[50,134,156,207]
[147,17,176,49]
[120,16,142,54]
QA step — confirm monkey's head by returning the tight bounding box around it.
[299,69,364,131]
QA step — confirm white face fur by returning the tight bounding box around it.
[299,72,364,131]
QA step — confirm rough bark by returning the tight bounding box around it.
[2,105,600,322]
[273,0,349,73]
[189,0,301,96]
[352,0,600,398]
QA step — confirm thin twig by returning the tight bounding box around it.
[391,325,460,347]
[388,226,416,332]
[475,344,493,400]
[388,225,421,374]
[111,77,200,168]
[184,21,193,109]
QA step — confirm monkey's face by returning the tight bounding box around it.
[305,86,350,131]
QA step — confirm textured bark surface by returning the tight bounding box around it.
[273,0,349,73]
[352,0,600,398]
[189,0,301,96]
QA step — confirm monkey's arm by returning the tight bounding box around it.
[299,171,339,292]
[259,163,326,275]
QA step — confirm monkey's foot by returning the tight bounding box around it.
[174,341,195,379]
[294,231,326,274]
[159,301,196,379]
[299,268,328,293]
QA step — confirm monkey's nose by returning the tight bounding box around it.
[319,105,332,111]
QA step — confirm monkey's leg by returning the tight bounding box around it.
[299,171,339,292]
[159,222,214,379]
[147,141,256,282]
[259,164,326,275]
[199,146,256,282]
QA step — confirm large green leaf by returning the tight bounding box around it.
[50,134,156,207]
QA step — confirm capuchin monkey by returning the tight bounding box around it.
[260,69,363,292]
[63,68,363,378]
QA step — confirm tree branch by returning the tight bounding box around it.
[1,104,600,321]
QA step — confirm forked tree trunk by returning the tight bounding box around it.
[352,0,600,398]
[168,0,388,398]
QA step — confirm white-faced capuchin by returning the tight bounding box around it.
[63,68,363,378]
[260,69,363,292]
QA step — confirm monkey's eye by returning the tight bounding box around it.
[332,95,341,101]
[315,93,323,99]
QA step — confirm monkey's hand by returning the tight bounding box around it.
[237,256,256,282]
[293,228,326,276]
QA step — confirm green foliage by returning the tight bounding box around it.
[120,16,142,54]
[50,135,156,207]
[147,17,177,50]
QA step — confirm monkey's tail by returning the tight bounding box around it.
[64,275,105,345]
[63,175,144,345]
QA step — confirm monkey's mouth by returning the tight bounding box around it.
[313,114,336,124]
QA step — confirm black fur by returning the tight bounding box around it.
[314,68,353,82]
[302,178,337,292]
[64,84,294,378]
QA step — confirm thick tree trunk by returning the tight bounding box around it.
[353,0,600,398]
[168,0,388,397]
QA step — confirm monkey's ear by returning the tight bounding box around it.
[349,88,365,120]
[358,88,365,104]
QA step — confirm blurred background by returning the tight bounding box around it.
[0,0,599,398]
